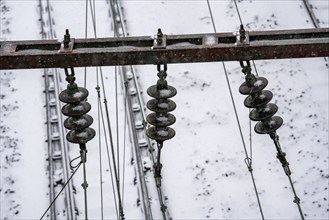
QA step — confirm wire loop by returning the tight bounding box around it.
[244,157,253,172]
[70,155,82,169]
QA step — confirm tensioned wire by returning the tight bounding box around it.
[120,68,129,205]
[85,0,124,218]
[206,0,265,219]
[250,61,258,159]
[83,0,88,88]
[91,0,125,218]
[96,68,105,219]
[40,163,82,220]
[97,85,120,219]
[115,67,120,198]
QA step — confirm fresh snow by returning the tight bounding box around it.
[0,0,328,220]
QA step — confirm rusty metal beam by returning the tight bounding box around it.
[1,28,328,70]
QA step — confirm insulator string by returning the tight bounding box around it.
[145,63,177,219]
[234,0,305,218]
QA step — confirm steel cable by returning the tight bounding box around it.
[84,0,88,88]
[99,66,125,219]
[233,0,243,26]
[40,162,82,220]
[87,1,124,218]
[121,74,129,205]
[96,71,105,220]
[115,66,121,192]
[107,0,159,218]
[97,85,120,220]
[206,1,265,219]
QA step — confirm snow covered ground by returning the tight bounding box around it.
[1,1,50,219]
[0,0,328,219]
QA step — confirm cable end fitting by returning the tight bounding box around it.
[236,25,249,46]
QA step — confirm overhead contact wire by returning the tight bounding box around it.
[97,79,119,220]
[207,1,265,219]
[121,72,129,204]
[89,1,124,218]
[99,66,125,219]
[115,66,120,189]
[96,70,105,220]
[233,0,243,25]
[84,0,88,88]
[99,30,125,220]
[206,0,217,33]
[108,0,156,218]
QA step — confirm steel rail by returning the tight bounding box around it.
[1,28,328,70]
[39,1,76,219]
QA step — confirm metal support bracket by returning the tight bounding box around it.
[236,25,250,46]
[1,28,328,69]
[59,29,75,53]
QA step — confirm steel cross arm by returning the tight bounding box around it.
[0,28,328,70]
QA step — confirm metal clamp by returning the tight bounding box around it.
[153,28,167,49]
[59,29,75,53]
[236,25,249,46]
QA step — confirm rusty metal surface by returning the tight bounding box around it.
[0,28,328,70]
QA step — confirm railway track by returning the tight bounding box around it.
[38,0,170,218]
[1,0,327,219]
[38,1,325,219]
[38,1,76,219]
[107,1,171,219]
